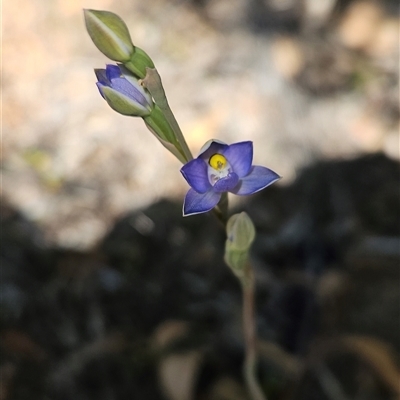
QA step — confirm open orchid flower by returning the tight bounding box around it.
[180,140,280,216]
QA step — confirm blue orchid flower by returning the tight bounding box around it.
[95,64,153,116]
[180,140,280,216]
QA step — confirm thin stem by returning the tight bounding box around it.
[212,207,226,228]
[142,68,193,162]
[213,192,228,227]
[242,266,267,400]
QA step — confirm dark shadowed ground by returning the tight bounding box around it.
[2,153,399,400]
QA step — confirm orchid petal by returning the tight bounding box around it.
[95,82,107,99]
[198,140,228,160]
[213,172,239,193]
[222,141,253,178]
[231,166,280,195]
[105,64,122,80]
[180,159,210,194]
[94,69,109,85]
[108,77,149,107]
[99,85,151,116]
[198,139,227,155]
[183,189,221,216]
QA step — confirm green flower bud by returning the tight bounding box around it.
[124,47,155,79]
[84,9,134,62]
[226,212,256,251]
[224,212,256,278]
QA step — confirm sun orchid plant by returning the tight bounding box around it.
[84,9,279,400]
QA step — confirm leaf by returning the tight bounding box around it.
[342,335,400,395]
[159,351,203,400]
[144,120,186,164]
[152,321,203,400]
[258,340,301,378]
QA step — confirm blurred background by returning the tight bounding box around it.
[2,0,399,399]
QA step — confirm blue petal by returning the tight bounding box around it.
[95,82,106,99]
[110,78,149,107]
[213,172,239,193]
[222,141,253,178]
[105,64,122,81]
[183,188,221,216]
[180,159,210,194]
[95,69,109,85]
[230,166,280,195]
[198,140,228,161]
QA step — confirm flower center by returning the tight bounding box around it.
[207,153,231,186]
[209,154,227,171]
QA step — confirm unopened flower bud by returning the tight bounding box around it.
[226,212,255,251]
[124,47,155,79]
[224,212,256,277]
[95,64,153,117]
[84,9,134,62]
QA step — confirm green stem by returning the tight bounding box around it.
[222,211,266,399]
[213,192,228,227]
[141,68,193,162]
[242,265,267,400]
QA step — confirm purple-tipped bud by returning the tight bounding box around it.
[95,64,154,117]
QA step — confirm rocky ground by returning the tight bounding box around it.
[3,0,399,248]
[2,0,399,399]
